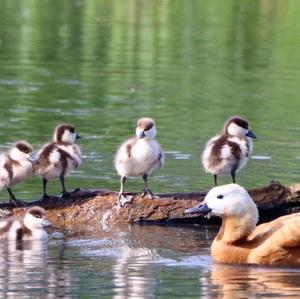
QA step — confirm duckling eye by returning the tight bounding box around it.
[34,215,41,219]
[70,128,75,133]
[217,194,224,199]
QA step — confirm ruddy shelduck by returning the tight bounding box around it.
[186,184,300,266]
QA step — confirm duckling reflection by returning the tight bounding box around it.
[112,242,160,299]
[0,239,48,298]
[0,237,75,298]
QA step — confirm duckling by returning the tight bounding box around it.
[202,116,256,186]
[35,123,82,199]
[0,206,51,241]
[114,117,164,207]
[0,141,34,206]
[185,184,300,266]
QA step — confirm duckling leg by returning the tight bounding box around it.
[213,175,218,186]
[141,174,158,199]
[7,188,26,207]
[118,176,133,207]
[231,170,236,184]
[42,178,50,200]
[59,174,70,197]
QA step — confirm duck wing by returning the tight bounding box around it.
[249,213,300,265]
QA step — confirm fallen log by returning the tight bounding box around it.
[3,181,300,228]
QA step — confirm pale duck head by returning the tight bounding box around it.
[224,116,256,139]
[54,123,81,143]
[185,184,259,224]
[135,117,157,139]
[9,141,33,161]
[23,206,52,230]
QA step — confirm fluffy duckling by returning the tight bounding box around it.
[114,117,164,206]
[202,116,256,186]
[0,206,51,241]
[35,123,82,199]
[0,141,34,206]
[186,184,300,266]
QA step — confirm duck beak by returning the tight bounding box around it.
[185,202,212,215]
[75,133,82,140]
[42,219,52,228]
[246,130,257,139]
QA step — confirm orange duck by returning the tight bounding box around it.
[186,184,300,266]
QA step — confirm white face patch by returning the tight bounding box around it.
[61,130,76,143]
[227,123,248,137]
[135,125,157,139]
[204,184,256,218]
[23,213,44,230]
[10,147,30,161]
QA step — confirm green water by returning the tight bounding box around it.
[1,0,300,298]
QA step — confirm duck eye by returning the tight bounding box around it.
[217,194,224,199]
[34,215,41,218]
[70,128,75,133]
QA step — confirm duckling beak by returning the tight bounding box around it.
[246,130,257,139]
[42,218,52,228]
[185,202,212,215]
[138,131,146,138]
[27,155,36,162]
[75,134,82,140]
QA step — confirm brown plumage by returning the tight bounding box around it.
[186,184,300,266]
[0,141,34,206]
[202,116,256,186]
[0,206,51,241]
[35,123,82,199]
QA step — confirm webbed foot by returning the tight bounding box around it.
[60,191,71,199]
[118,193,133,207]
[42,193,50,200]
[9,198,27,207]
[141,188,159,199]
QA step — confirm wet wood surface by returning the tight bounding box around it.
[2,181,300,228]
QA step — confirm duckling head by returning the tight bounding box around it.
[54,123,81,143]
[224,116,256,139]
[186,184,259,223]
[23,206,52,230]
[135,117,157,139]
[9,141,33,161]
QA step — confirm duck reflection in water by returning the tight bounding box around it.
[207,264,300,299]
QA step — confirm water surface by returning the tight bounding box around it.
[1,0,300,298]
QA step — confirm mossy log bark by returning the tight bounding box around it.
[3,181,300,228]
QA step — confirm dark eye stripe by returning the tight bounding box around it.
[15,143,32,154]
[232,118,249,129]
[144,123,153,131]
